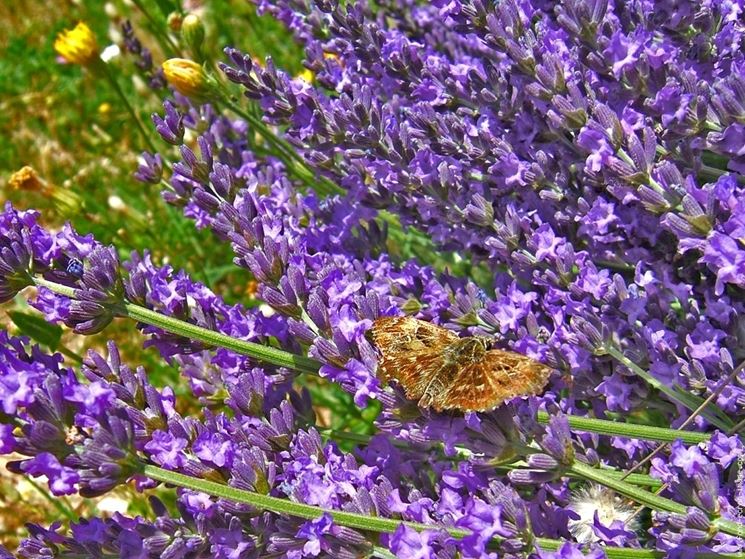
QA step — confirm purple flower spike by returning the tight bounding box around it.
[134,151,163,184]
[0,204,40,302]
[540,415,576,465]
[0,230,33,303]
[121,20,166,90]
[66,245,124,334]
[152,100,185,145]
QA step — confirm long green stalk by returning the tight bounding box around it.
[221,97,344,196]
[96,60,158,154]
[535,411,709,445]
[124,302,320,374]
[34,277,320,375]
[143,465,745,558]
[144,464,467,536]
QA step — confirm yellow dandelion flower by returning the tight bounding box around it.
[54,22,99,66]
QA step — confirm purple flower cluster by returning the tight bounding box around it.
[0,201,567,555]
[651,435,745,553]
[225,0,745,435]
[221,0,745,427]
[3,0,745,556]
[3,330,557,558]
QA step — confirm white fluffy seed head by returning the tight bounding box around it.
[568,483,639,544]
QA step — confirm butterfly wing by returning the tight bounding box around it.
[368,317,458,400]
[438,348,552,412]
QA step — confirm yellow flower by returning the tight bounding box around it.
[54,22,99,66]
[8,166,44,192]
[162,58,212,101]
[297,68,315,83]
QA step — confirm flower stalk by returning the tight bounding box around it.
[143,464,743,558]
[97,60,158,153]
[33,276,320,375]
[220,96,343,196]
[535,411,709,445]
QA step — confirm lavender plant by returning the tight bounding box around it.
[3,0,745,557]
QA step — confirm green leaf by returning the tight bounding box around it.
[8,311,62,349]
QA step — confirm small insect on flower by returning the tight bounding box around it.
[54,22,99,66]
[367,316,552,412]
[66,258,84,279]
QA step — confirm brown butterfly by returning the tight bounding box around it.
[367,316,552,412]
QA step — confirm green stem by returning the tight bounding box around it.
[581,468,661,489]
[142,464,744,558]
[570,461,686,513]
[371,547,398,559]
[700,164,745,186]
[535,411,709,445]
[143,464,469,537]
[322,428,661,487]
[513,461,662,489]
[605,345,734,431]
[98,61,158,154]
[57,344,84,364]
[569,461,745,539]
[130,0,179,56]
[729,415,745,436]
[33,277,321,375]
[124,302,320,374]
[26,477,78,521]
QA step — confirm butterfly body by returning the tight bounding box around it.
[367,316,551,412]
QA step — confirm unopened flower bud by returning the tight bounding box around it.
[54,22,99,66]
[167,12,183,32]
[162,58,215,102]
[182,13,205,61]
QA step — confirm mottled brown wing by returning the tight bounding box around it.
[367,317,458,399]
[437,348,552,412]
